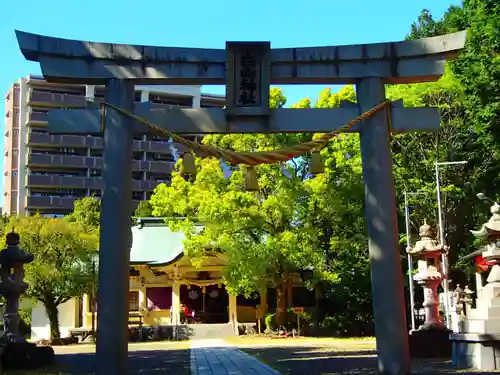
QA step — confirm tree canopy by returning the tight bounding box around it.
[0,215,98,339]
[145,2,500,332]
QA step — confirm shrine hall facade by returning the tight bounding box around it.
[31,217,317,340]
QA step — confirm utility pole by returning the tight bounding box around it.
[435,160,467,328]
[404,191,427,332]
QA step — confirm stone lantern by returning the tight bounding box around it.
[0,231,34,342]
[470,202,500,289]
[0,231,54,370]
[407,220,451,357]
[407,220,446,329]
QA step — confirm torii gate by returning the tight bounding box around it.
[16,30,466,375]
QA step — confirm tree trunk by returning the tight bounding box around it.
[276,285,286,328]
[44,300,60,340]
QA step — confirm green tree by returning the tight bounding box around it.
[134,200,154,217]
[66,196,101,233]
[1,216,98,339]
[404,2,500,273]
[149,88,373,328]
[150,89,330,326]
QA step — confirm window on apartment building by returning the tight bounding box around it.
[132,192,143,201]
[13,130,18,136]
[12,150,18,156]
[30,128,46,134]
[90,149,102,157]
[12,171,17,177]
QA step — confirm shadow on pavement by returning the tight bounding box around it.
[242,347,499,375]
[34,349,191,375]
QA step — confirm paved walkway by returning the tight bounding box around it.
[190,339,281,375]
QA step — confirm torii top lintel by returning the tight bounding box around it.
[15,30,466,86]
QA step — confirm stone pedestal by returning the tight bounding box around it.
[450,270,500,370]
[409,327,452,358]
[451,203,500,370]
[1,341,55,370]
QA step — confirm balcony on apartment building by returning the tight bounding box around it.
[25,195,140,212]
[27,131,182,154]
[27,87,195,111]
[28,132,103,148]
[25,195,78,211]
[26,111,48,125]
[26,174,159,191]
[27,89,87,108]
[27,153,174,173]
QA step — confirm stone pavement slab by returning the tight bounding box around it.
[190,339,281,375]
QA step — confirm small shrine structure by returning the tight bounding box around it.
[451,202,500,370]
[407,220,451,357]
[30,217,315,341]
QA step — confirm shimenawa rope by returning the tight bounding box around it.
[99,101,391,166]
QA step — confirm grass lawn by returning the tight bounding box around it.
[4,341,191,375]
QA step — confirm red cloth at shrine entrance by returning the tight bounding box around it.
[475,256,495,273]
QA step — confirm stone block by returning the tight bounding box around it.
[451,333,500,371]
[465,318,500,334]
[409,327,452,358]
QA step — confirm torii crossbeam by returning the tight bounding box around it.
[16,30,466,375]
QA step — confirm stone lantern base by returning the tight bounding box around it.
[409,326,452,358]
[1,341,55,370]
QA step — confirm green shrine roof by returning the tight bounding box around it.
[129,217,203,266]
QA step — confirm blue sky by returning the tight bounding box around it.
[0,0,459,193]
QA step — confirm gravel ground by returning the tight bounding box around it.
[240,346,499,375]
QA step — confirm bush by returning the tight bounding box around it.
[318,314,374,337]
[264,313,277,331]
[18,317,30,338]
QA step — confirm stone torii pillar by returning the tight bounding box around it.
[15,30,466,375]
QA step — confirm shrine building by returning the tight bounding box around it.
[31,217,316,341]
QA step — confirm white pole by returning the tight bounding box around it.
[475,272,483,300]
[435,163,451,327]
[404,192,416,332]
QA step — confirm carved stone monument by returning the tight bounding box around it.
[450,284,465,333]
[15,29,467,375]
[407,221,452,357]
[451,202,500,370]
[0,232,54,369]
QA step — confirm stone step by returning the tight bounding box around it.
[182,323,237,340]
[135,323,238,341]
